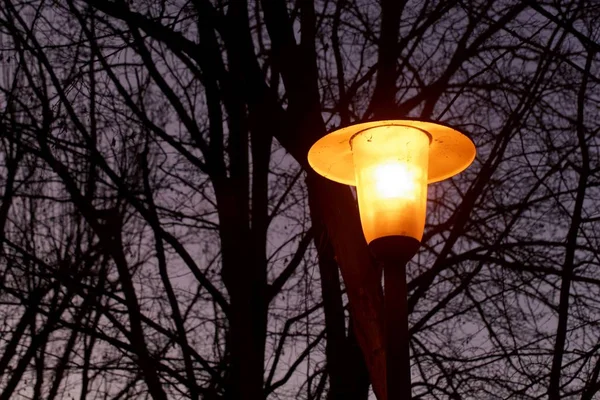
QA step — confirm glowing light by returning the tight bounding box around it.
[307,120,476,243]
[373,162,421,200]
[351,126,430,242]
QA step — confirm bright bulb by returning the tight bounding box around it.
[351,126,430,243]
[307,120,476,245]
[373,162,420,200]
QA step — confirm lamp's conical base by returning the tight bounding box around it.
[369,235,420,265]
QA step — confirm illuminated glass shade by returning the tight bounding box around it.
[351,126,429,242]
[308,119,476,244]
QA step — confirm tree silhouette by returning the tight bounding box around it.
[1,1,600,399]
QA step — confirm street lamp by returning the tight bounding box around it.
[308,120,475,399]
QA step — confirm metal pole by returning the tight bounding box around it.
[384,260,411,400]
[369,235,419,400]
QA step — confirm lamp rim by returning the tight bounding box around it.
[307,119,476,185]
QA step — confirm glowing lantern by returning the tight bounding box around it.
[308,120,475,246]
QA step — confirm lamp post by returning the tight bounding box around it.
[308,120,476,399]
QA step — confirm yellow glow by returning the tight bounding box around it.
[373,162,421,200]
[351,126,430,243]
[307,120,476,186]
[308,120,476,245]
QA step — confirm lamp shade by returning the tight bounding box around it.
[351,125,429,242]
[308,120,476,244]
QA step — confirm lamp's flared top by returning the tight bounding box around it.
[308,120,476,185]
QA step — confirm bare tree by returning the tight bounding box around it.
[1,1,600,399]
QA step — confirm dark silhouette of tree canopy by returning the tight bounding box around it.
[1,0,600,399]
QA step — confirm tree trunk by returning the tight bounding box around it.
[307,172,386,399]
[218,183,267,400]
